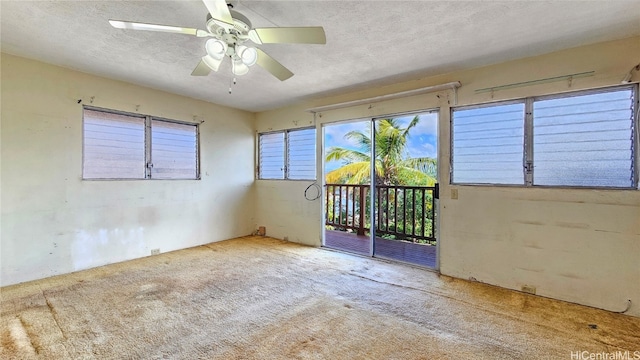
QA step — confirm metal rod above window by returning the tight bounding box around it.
[305,82,461,113]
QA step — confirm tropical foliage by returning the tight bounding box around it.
[325,116,437,244]
[325,117,436,186]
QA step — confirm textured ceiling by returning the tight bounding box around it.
[2,1,640,112]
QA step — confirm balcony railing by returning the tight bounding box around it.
[325,184,437,243]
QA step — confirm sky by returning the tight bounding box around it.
[323,112,438,173]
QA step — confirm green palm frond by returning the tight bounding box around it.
[325,147,370,163]
[344,130,371,153]
[397,167,436,186]
[400,157,437,177]
[402,115,420,138]
[375,119,405,163]
[325,161,371,184]
[374,160,385,183]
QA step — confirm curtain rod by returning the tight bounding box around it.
[474,71,595,94]
[305,81,461,113]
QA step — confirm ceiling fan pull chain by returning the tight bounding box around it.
[228,77,237,94]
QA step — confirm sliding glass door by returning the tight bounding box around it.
[371,111,438,267]
[323,111,438,269]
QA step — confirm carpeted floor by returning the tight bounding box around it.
[1,236,639,359]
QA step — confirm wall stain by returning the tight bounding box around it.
[554,222,589,229]
[522,242,543,249]
[558,273,584,279]
[515,220,544,226]
[594,229,622,234]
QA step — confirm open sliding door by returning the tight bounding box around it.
[322,119,372,256]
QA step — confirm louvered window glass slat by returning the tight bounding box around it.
[288,128,316,180]
[259,132,285,179]
[151,120,198,180]
[533,89,634,187]
[83,109,145,179]
[452,103,525,184]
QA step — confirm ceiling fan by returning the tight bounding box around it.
[109,0,326,81]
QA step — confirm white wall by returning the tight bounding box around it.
[1,54,256,286]
[255,36,640,317]
[252,105,321,245]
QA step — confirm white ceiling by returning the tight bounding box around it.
[2,1,639,112]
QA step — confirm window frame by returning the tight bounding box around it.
[257,126,317,181]
[257,130,286,180]
[450,84,639,189]
[82,106,200,180]
[450,99,527,186]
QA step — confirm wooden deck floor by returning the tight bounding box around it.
[324,230,436,268]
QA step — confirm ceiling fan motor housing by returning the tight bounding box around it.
[206,10,251,35]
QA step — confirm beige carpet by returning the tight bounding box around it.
[1,236,639,359]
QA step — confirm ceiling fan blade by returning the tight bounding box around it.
[202,0,234,27]
[256,49,294,81]
[109,20,209,37]
[191,58,213,76]
[249,27,326,45]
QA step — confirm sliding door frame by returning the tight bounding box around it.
[321,108,440,270]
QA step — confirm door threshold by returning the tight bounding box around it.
[320,245,439,273]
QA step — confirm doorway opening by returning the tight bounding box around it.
[323,119,372,256]
[322,111,438,269]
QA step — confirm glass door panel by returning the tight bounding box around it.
[372,112,438,268]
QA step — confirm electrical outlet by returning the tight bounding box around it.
[522,285,536,295]
[451,188,458,200]
[151,249,160,255]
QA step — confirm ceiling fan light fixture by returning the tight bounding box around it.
[236,45,258,67]
[202,55,222,71]
[232,59,250,76]
[205,39,227,60]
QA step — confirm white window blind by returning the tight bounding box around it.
[451,84,637,188]
[533,88,635,187]
[151,120,198,180]
[452,103,525,185]
[83,109,145,179]
[259,132,285,179]
[288,128,316,180]
[83,107,199,180]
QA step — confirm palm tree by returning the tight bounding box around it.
[325,117,436,186]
